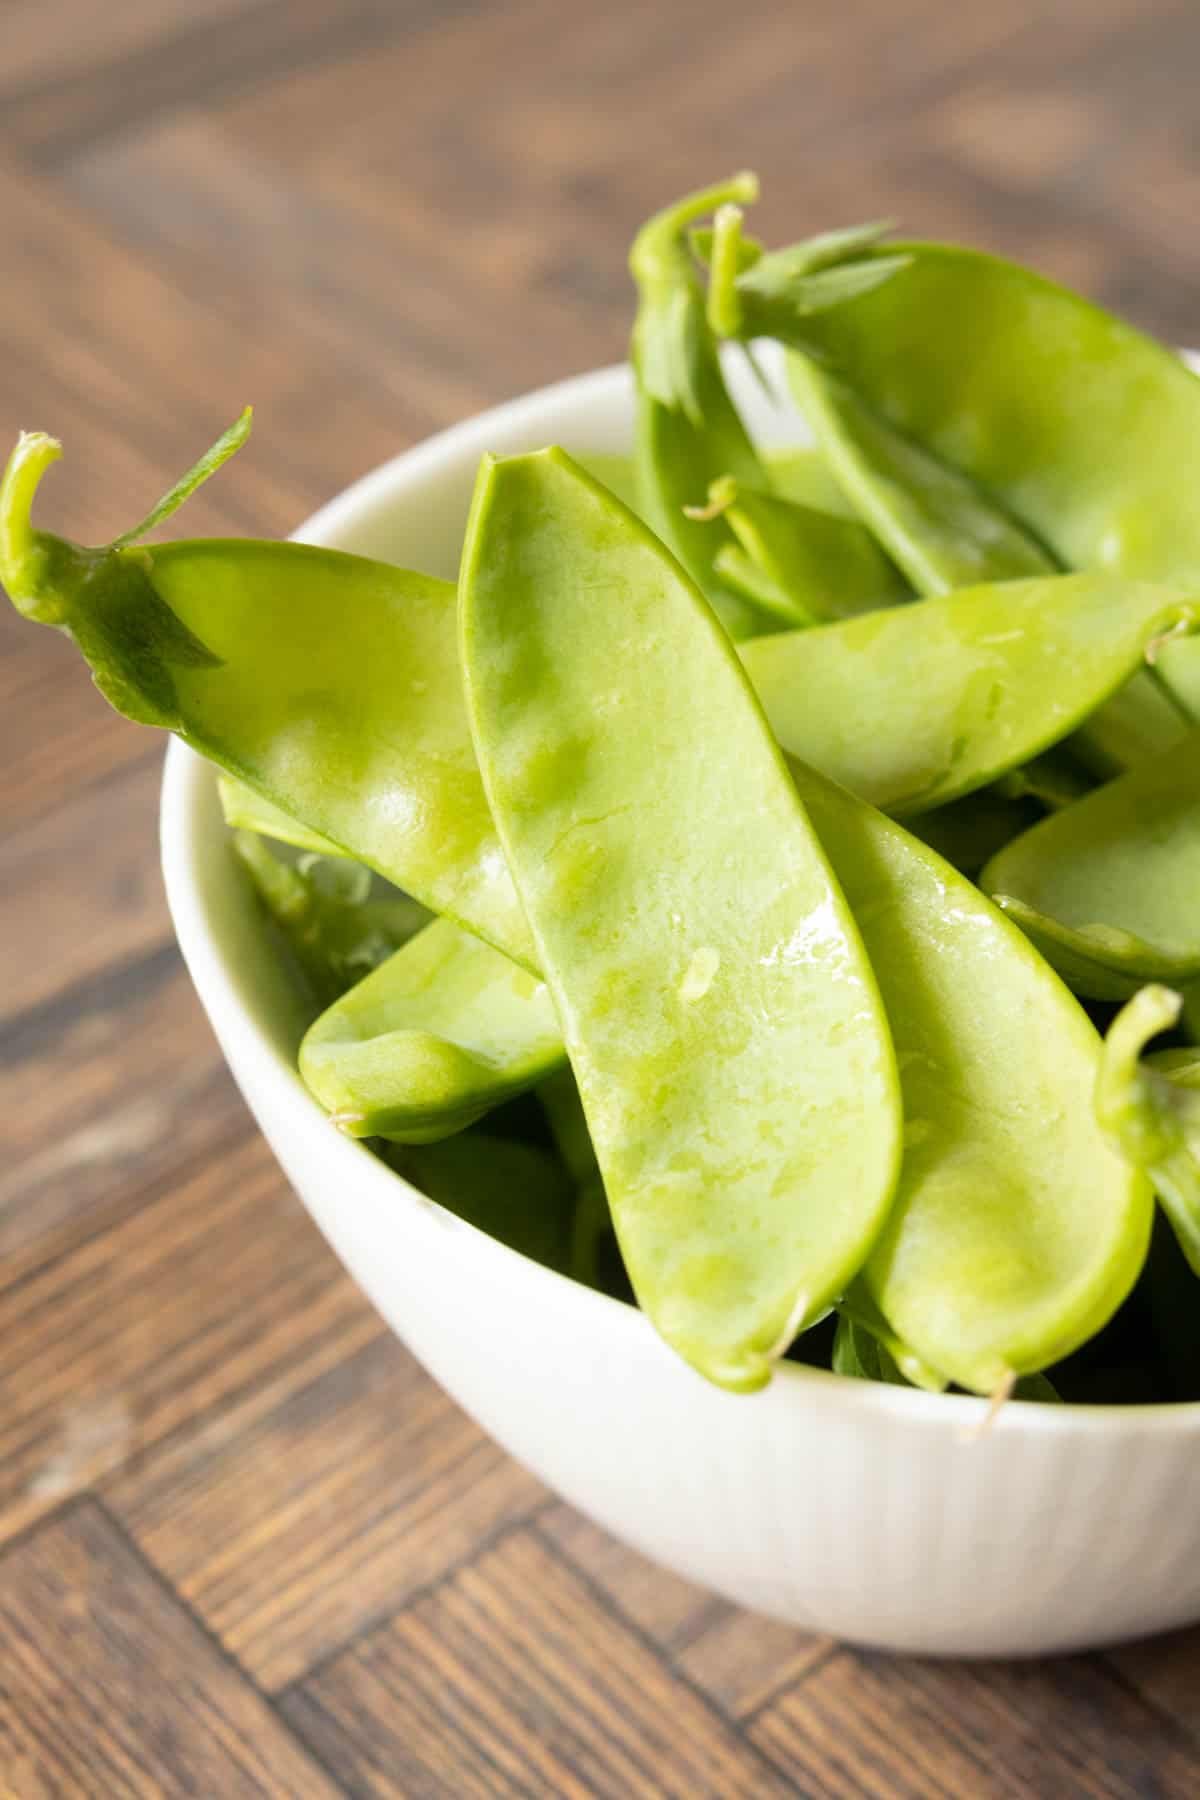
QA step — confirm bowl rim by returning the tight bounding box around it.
[161,353,1200,1438]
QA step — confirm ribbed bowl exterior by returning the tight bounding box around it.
[160,356,1200,1659]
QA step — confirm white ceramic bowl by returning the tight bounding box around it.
[160,351,1200,1659]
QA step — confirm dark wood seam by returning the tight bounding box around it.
[94,1499,353,1796]
[526,1517,792,1790]
[274,1498,560,1703]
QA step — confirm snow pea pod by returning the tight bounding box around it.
[1066,668,1191,780]
[233,831,426,1008]
[1097,986,1200,1275]
[981,731,1200,1000]
[575,445,855,525]
[219,774,346,857]
[299,917,565,1143]
[696,475,908,626]
[782,241,1200,716]
[0,429,537,972]
[792,760,1153,1393]
[740,574,1199,816]
[460,446,903,1392]
[630,173,770,637]
[994,749,1092,811]
[765,445,855,517]
[788,357,1057,594]
[835,1283,946,1390]
[630,178,907,639]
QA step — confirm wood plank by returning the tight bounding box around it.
[0,953,243,1276]
[0,0,484,167]
[0,142,438,838]
[0,1499,339,1798]
[1,0,255,94]
[1108,1627,1200,1747]
[108,1334,547,1692]
[538,1502,721,1651]
[0,1132,378,1544]
[57,0,1200,462]
[748,1648,1200,1798]
[61,112,625,432]
[281,1524,791,1798]
[0,149,424,540]
[1,753,167,1019]
[676,1608,832,1720]
[538,1506,829,1722]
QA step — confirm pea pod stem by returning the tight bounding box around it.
[1097,985,1200,1275]
[706,206,747,340]
[0,431,65,622]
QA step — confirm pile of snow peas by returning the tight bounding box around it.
[7,172,1200,1404]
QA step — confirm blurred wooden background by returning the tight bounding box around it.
[4,1,1200,1793]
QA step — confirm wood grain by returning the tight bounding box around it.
[108,1336,547,1691]
[748,1649,1200,1799]
[0,1501,339,1798]
[281,1527,791,1799]
[3,0,1200,1793]
[0,1134,375,1545]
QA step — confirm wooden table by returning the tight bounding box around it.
[3,3,1200,1793]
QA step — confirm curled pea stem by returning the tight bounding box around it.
[629,170,759,286]
[706,205,746,339]
[682,474,738,522]
[0,408,253,630]
[0,431,64,623]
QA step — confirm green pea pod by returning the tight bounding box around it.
[460,446,904,1392]
[630,173,771,637]
[219,774,346,857]
[1097,985,1200,1275]
[384,1134,575,1274]
[779,260,1191,776]
[833,1288,1059,1399]
[993,749,1092,811]
[764,445,855,518]
[630,178,909,639]
[835,1283,946,1391]
[1066,665,1192,780]
[695,475,908,626]
[740,574,1199,816]
[778,240,1200,719]
[711,545,803,624]
[787,357,1056,595]
[791,760,1153,1394]
[575,446,855,524]
[0,428,537,972]
[299,917,565,1143]
[232,831,425,1008]
[981,732,1200,1000]
[572,452,641,513]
